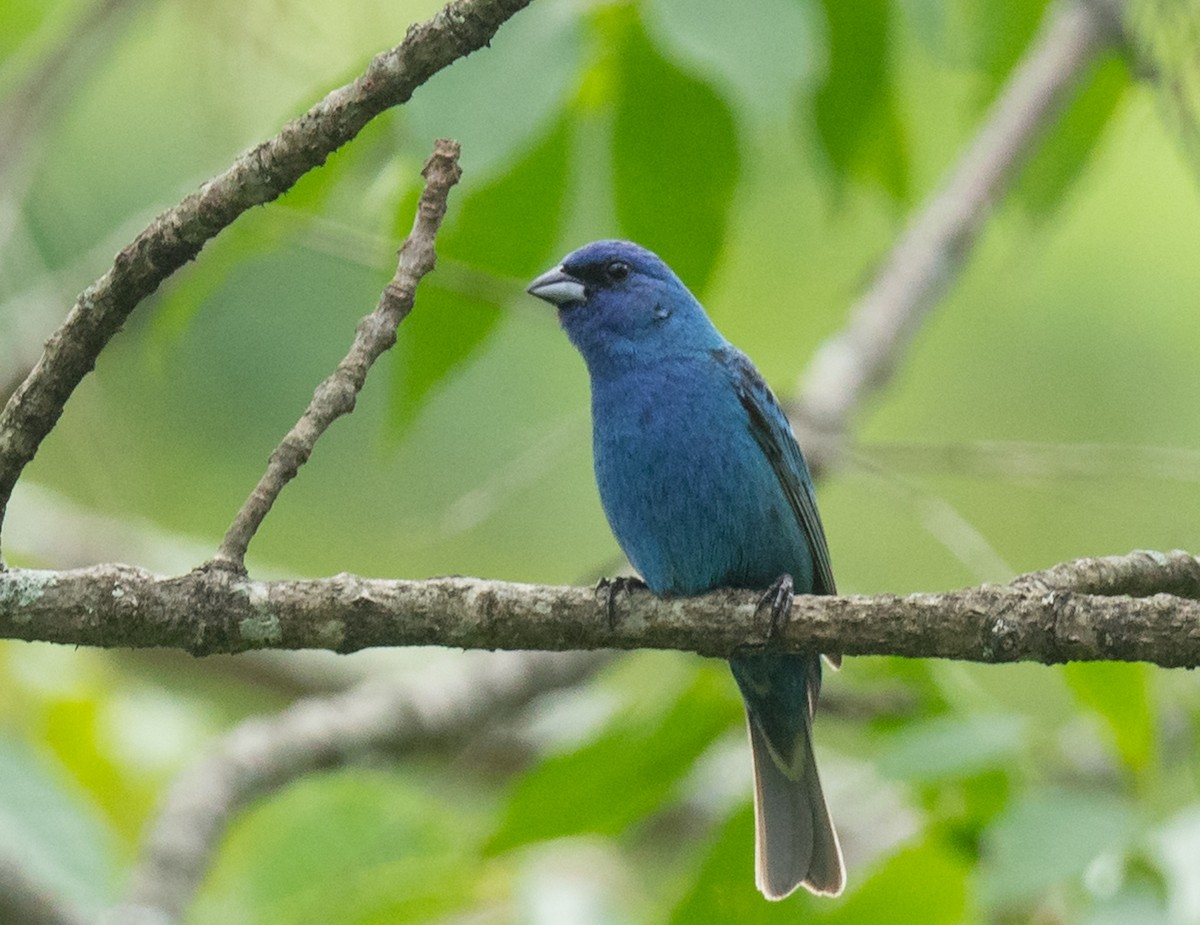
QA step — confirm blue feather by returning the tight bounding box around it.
[529,240,845,899]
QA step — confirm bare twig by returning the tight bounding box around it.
[212,139,462,570]
[107,650,604,925]
[0,853,90,925]
[0,0,532,557]
[3,551,1199,667]
[793,0,1125,463]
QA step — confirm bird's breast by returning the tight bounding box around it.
[589,363,810,595]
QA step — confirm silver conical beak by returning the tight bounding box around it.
[526,266,587,306]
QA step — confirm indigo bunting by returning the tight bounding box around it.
[528,240,844,899]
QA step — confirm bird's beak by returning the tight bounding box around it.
[526,265,587,306]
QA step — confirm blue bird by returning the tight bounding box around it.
[528,240,844,899]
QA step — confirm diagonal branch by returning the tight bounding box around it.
[0,853,89,925]
[3,551,1199,667]
[0,0,533,558]
[212,139,462,571]
[793,0,1125,464]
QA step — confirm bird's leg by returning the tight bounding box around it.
[757,573,795,645]
[596,575,648,631]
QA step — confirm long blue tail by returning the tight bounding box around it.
[730,652,844,899]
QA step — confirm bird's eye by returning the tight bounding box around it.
[606,260,630,281]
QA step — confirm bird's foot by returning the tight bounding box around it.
[756,573,795,644]
[596,575,647,631]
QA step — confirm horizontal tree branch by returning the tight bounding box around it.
[3,551,1199,668]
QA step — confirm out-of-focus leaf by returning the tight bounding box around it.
[387,285,498,440]
[148,217,284,349]
[403,0,583,179]
[486,665,740,853]
[389,116,572,437]
[669,804,816,924]
[148,117,388,349]
[672,808,970,925]
[0,734,119,913]
[981,788,1139,909]
[952,769,1012,835]
[820,839,971,925]
[441,118,573,279]
[1155,806,1200,922]
[610,7,740,293]
[905,0,1049,103]
[192,768,485,925]
[1063,661,1156,773]
[1085,884,1172,925]
[0,0,63,62]
[961,0,1051,92]
[1016,52,1130,214]
[643,0,819,110]
[43,697,151,842]
[812,0,910,201]
[1129,0,1200,175]
[878,713,1025,782]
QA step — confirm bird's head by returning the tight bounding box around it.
[527,240,723,372]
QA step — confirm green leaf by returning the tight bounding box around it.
[148,217,282,349]
[0,734,119,913]
[963,0,1052,96]
[0,0,64,62]
[1127,0,1200,177]
[980,788,1139,909]
[819,840,971,925]
[878,713,1026,782]
[192,768,485,925]
[643,0,819,111]
[486,665,740,853]
[670,804,809,924]
[148,118,386,350]
[1017,52,1130,214]
[812,0,910,201]
[43,696,150,842]
[402,0,584,180]
[1085,884,1172,925]
[905,0,1050,104]
[611,8,741,293]
[387,285,500,439]
[388,116,572,438]
[1063,660,1156,773]
[672,809,970,925]
[442,117,573,279]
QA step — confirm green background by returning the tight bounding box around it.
[2,0,1199,922]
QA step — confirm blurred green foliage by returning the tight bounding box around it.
[2,0,1200,923]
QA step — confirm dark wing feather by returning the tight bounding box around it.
[717,347,837,597]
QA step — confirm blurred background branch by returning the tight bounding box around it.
[0,853,90,925]
[108,651,605,925]
[792,0,1123,463]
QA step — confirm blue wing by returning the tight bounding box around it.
[716,347,845,897]
[715,346,836,597]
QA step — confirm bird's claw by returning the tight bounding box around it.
[756,573,795,644]
[597,575,647,631]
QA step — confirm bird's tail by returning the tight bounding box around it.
[731,653,844,899]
